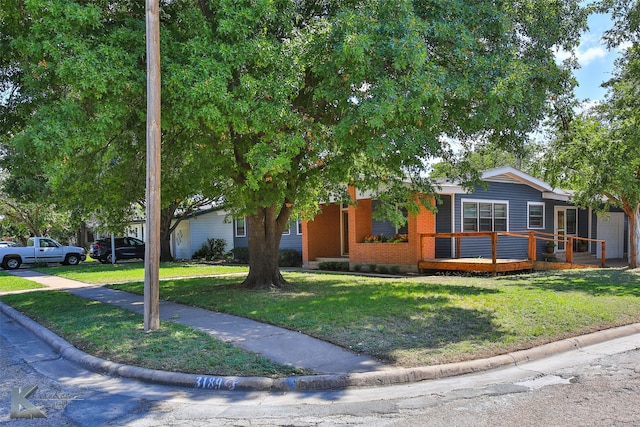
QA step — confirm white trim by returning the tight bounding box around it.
[554,206,578,253]
[461,199,509,232]
[527,202,545,229]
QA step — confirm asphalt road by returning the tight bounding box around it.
[2,310,640,426]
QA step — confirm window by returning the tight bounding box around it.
[462,200,508,232]
[234,217,246,237]
[528,202,545,229]
[296,217,303,235]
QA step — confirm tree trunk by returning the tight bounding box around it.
[630,204,640,269]
[242,204,292,290]
[159,206,175,262]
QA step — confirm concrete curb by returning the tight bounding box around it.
[2,301,640,392]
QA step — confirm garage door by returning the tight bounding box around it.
[596,212,624,259]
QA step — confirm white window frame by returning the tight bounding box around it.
[296,217,303,235]
[461,199,509,232]
[234,217,246,237]
[527,202,545,229]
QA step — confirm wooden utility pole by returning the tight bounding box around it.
[144,0,161,331]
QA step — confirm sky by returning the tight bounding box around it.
[565,13,627,103]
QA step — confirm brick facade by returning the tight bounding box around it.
[302,191,436,270]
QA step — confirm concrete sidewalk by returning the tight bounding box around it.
[2,269,640,392]
[3,269,386,376]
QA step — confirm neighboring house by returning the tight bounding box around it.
[233,216,303,253]
[302,167,628,272]
[170,208,234,259]
[126,209,304,260]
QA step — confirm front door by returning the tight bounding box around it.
[555,207,577,252]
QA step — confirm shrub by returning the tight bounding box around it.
[368,264,377,272]
[193,238,227,261]
[364,234,387,243]
[279,249,302,267]
[389,233,408,243]
[353,264,362,272]
[318,261,350,271]
[390,265,400,274]
[377,265,388,274]
[233,247,250,264]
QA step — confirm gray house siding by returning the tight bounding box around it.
[234,218,302,252]
[369,200,409,237]
[435,194,453,258]
[453,182,545,259]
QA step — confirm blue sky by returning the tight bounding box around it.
[563,13,626,103]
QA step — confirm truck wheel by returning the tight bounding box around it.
[2,257,21,270]
[106,253,116,264]
[63,254,81,266]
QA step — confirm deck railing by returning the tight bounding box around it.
[419,231,607,267]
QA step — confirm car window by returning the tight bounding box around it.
[40,239,58,248]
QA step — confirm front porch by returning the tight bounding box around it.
[418,231,614,275]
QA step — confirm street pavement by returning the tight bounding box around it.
[2,309,640,426]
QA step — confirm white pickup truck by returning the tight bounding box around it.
[0,237,86,270]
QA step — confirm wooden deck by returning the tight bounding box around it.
[418,258,534,274]
[418,231,610,275]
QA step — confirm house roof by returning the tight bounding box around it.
[433,167,572,201]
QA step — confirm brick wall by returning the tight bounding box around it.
[350,202,436,266]
[302,203,341,262]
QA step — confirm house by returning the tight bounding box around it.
[170,208,234,259]
[232,216,303,253]
[124,208,304,261]
[302,167,628,272]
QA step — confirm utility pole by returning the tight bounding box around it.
[144,0,161,331]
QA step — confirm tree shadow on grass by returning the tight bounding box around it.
[498,268,640,297]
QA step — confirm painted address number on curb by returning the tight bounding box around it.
[195,376,239,390]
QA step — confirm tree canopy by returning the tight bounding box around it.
[544,0,640,268]
[1,0,588,286]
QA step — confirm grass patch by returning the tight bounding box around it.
[32,262,249,284]
[0,271,46,292]
[107,268,640,367]
[0,291,304,378]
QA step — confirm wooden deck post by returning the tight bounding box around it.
[491,232,498,276]
[566,236,573,264]
[528,231,536,261]
[601,241,606,267]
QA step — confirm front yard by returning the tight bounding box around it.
[1,263,639,375]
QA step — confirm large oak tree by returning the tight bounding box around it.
[2,0,587,287]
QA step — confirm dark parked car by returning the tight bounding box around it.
[89,237,145,263]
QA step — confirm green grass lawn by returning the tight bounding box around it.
[106,268,640,367]
[31,261,249,284]
[2,265,639,375]
[0,271,45,292]
[0,290,305,377]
